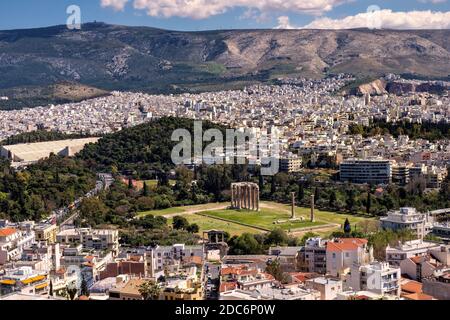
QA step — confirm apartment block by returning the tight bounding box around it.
[348,262,401,297]
[340,158,392,185]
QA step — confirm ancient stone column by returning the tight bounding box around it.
[231,184,235,208]
[256,186,260,212]
[291,192,296,219]
[310,194,315,222]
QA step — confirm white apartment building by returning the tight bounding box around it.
[326,238,373,277]
[348,262,401,297]
[305,277,343,300]
[380,207,433,239]
[56,228,119,254]
[0,228,35,264]
[386,239,442,266]
[300,238,327,274]
[147,244,204,276]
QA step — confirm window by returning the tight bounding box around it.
[332,253,336,259]
[345,252,349,258]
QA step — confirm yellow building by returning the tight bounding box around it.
[162,281,203,301]
[35,224,58,244]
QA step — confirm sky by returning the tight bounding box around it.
[0,0,449,31]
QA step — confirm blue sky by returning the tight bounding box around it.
[0,0,449,31]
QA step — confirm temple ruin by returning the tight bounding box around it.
[230,182,260,211]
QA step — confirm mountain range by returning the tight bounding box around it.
[0,22,449,108]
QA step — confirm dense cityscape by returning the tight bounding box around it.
[0,72,449,301]
[0,0,450,307]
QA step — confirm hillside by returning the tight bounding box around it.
[0,82,109,110]
[78,117,228,177]
[0,23,449,108]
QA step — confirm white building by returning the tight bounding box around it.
[147,244,204,276]
[56,228,119,254]
[326,238,373,277]
[380,207,433,239]
[300,237,327,274]
[0,228,35,264]
[348,262,401,297]
[305,277,343,300]
[386,239,442,266]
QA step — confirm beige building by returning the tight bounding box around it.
[34,224,58,244]
[0,138,99,167]
[108,277,148,300]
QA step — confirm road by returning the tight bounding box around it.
[41,173,114,228]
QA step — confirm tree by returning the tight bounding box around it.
[314,187,320,205]
[345,188,356,212]
[128,177,134,189]
[266,260,287,283]
[139,280,161,300]
[172,216,190,230]
[259,174,264,190]
[143,181,149,197]
[49,280,54,297]
[271,176,276,194]
[265,228,289,246]
[298,183,305,203]
[366,190,372,214]
[329,190,337,208]
[228,233,263,255]
[187,223,200,234]
[80,274,90,297]
[344,218,352,234]
[78,197,109,227]
[66,285,78,301]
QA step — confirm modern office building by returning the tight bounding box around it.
[340,158,392,185]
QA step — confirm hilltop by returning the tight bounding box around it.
[0,23,449,108]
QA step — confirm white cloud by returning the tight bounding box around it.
[100,0,350,19]
[275,16,295,29]
[300,10,450,29]
[100,0,129,11]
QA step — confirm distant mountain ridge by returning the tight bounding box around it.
[0,23,449,100]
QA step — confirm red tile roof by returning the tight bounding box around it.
[0,228,17,237]
[220,282,237,293]
[401,280,422,294]
[403,293,434,301]
[327,238,368,252]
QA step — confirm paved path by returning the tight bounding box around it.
[162,204,229,218]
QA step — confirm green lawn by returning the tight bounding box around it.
[201,208,326,231]
[167,215,263,237]
[137,202,229,218]
[138,201,375,236]
[294,207,374,226]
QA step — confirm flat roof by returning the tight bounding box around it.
[1,138,99,162]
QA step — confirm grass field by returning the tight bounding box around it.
[167,215,263,237]
[201,208,325,231]
[137,201,376,237]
